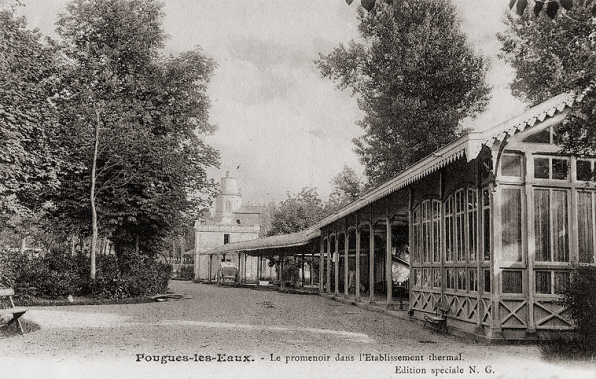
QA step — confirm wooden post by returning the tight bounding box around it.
[334,234,340,296]
[280,255,285,288]
[326,236,332,293]
[208,254,213,283]
[319,238,325,292]
[386,219,393,308]
[302,252,305,287]
[356,228,361,302]
[369,222,376,305]
[311,248,315,286]
[344,230,349,298]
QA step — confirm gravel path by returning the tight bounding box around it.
[0,281,593,379]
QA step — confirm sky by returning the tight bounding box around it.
[15,0,528,206]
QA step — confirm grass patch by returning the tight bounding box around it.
[17,295,155,307]
[0,318,40,338]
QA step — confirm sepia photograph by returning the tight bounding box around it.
[1,0,596,378]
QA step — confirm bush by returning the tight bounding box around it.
[0,247,171,300]
[563,266,596,355]
[179,266,195,280]
[94,252,171,299]
[541,266,596,360]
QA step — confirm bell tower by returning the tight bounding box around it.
[213,171,242,224]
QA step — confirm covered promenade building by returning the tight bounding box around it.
[203,93,594,341]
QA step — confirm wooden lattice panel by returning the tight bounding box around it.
[411,290,441,313]
[444,294,478,323]
[481,298,492,326]
[533,300,573,329]
[499,299,528,328]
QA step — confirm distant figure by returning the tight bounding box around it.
[348,270,355,294]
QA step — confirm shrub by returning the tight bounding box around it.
[179,266,195,280]
[563,266,596,354]
[0,247,171,300]
[93,252,171,299]
[541,266,596,360]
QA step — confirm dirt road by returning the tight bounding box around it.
[0,281,593,379]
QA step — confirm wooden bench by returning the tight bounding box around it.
[423,300,450,333]
[0,288,28,334]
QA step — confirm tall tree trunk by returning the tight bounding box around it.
[90,105,101,281]
[71,236,76,256]
[135,235,139,255]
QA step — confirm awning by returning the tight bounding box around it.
[202,228,320,255]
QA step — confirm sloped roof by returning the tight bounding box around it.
[202,227,320,255]
[312,92,576,229]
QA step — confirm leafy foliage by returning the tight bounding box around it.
[562,266,596,353]
[542,266,596,359]
[0,10,61,220]
[499,4,596,156]
[268,187,327,236]
[0,248,171,300]
[499,5,595,105]
[326,165,363,212]
[318,0,490,186]
[508,0,594,19]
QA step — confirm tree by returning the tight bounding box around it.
[326,165,363,212]
[349,0,586,19]
[268,187,326,236]
[318,0,490,186]
[48,0,219,278]
[0,9,61,222]
[499,3,596,156]
[507,0,592,19]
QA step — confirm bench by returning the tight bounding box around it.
[423,300,450,333]
[0,288,27,334]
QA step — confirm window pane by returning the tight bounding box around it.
[433,201,440,219]
[456,215,464,261]
[456,191,464,213]
[553,190,569,262]
[534,158,550,179]
[469,269,478,292]
[413,224,420,262]
[457,268,467,291]
[446,269,455,289]
[484,269,491,293]
[578,192,594,264]
[414,269,420,287]
[502,271,523,294]
[468,189,478,210]
[469,210,477,261]
[445,217,453,261]
[554,271,570,294]
[483,188,490,207]
[535,271,551,294]
[552,159,569,180]
[577,160,593,181]
[502,154,522,177]
[534,189,550,262]
[423,268,430,287]
[433,220,440,262]
[483,208,491,261]
[422,223,429,262]
[502,188,522,262]
[433,269,441,288]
